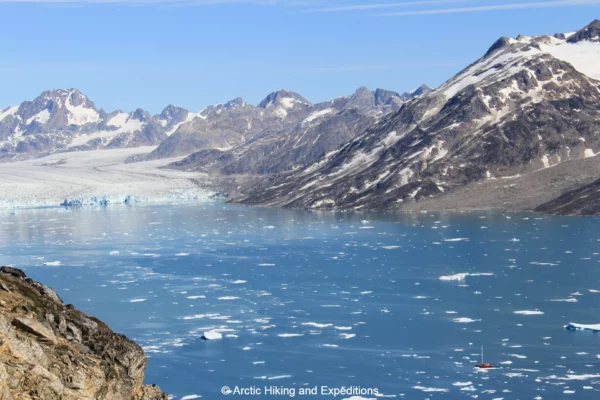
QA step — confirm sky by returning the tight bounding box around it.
[0,0,599,113]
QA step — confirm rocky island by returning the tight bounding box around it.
[0,266,167,400]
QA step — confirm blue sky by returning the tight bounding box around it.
[0,0,599,113]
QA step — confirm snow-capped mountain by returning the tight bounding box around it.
[133,86,425,169]
[236,20,600,211]
[163,86,428,175]
[0,89,169,159]
[0,84,425,165]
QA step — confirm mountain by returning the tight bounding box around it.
[130,90,312,162]
[132,85,424,169]
[0,85,426,168]
[0,89,168,159]
[235,20,600,211]
[164,86,427,175]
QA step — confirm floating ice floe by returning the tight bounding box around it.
[201,330,223,340]
[453,317,481,323]
[439,272,493,281]
[452,382,473,387]
[439,273,468,281]
[565,322,600,332]
[513,310,544,315]
[543,373,600,381]
[301,322,333,328]
[412,386,449,393]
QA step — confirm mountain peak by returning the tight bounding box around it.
[224,97,246,109]
[373,88,400,106]
[567,19,600,43]
[484,36,512,57]
[410,84,432,96]
[258,90,311,109]
[343,86,375,110]
[159,104,188,122]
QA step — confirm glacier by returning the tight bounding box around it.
[0,147,214,209]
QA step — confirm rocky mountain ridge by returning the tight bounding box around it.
[234,20,600,212]
[0,86,428,164]
[128,85,430,166]
[162,85,431,175]
[0,266,167,400]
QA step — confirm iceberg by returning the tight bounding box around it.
[564,322,600,332]
[201,330,223,340]
[439,273,468,281]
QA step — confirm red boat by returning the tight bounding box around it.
[475,346,493,369]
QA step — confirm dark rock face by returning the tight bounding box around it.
[535,178,600,215]
[0,268,168,400]
[484,36,512,57]
[567,19,600,43]
[374,88,401,106]
[235,21,600,212]
[0,266,26,279]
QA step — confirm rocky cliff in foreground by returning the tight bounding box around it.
[0,266,167,400]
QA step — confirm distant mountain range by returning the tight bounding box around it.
[0,86,430,168]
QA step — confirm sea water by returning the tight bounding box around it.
[2,203,600,399]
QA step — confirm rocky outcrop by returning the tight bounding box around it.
[0,266,167,400]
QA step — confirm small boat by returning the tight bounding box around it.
[475,345,493,369]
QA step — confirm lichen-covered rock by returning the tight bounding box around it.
[0,267,167,400]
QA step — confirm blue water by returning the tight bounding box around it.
[2,203,600,399]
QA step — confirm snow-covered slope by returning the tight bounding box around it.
[236,20,600,211]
